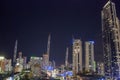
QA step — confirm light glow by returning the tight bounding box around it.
[0,56,5,60]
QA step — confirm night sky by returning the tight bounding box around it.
[0,0,120,65]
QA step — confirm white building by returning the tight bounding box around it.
[85,41,95,72]
[5,59,12,72]
[72,39,82,74]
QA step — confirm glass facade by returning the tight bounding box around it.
[102,1,120,79]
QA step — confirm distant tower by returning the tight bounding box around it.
[102,0,120,79]
[85,41,95,72]
[72,38,82,75]
[13,40,18,64]
[47,34,51,62]
[65,47,69,67]
[13,40,18,80]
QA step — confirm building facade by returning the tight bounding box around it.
[15,52,25,73]
[72,39,82,74]
[29,57,42,77]
[97,62,104,76]
[42,54,50,70]
[85,41,95,72]
[0,57,12,73]
[101,1,120,79]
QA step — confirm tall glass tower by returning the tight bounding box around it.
[101,0,120,79]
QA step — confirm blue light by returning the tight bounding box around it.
[58,71,73,77]
[47,66,53,71]
[89,41,94,44]
[43,66,53,71]
[61,73,66,77]
[101,78,104,80]
[67,71,73,76]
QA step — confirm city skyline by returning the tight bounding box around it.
[0,0,120,65]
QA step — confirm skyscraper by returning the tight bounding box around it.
[13,40,18,64]
[47,34,51,62]
[101,0,120,79]
[72,39,82,75]
[97,62,104,76]
[15,52,24,73]
[0,57,12,73]
[65,47,69,67]
[42,54,49,69]
[29,57,42,77]
[85,41,95,72]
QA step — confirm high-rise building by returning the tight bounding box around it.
[23,57,27,69]
[85,41,95,72]
[5,59,12,72]
[15,52,24,73]
[47,34,51,63]
[72,39,82,74]
[101,0,120,79]
[65,47,69,67]
[29,57,42,77]
[97,62,104,76]
[42,54,49,69]
[0,56,12,73]
[0,57,5,73]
